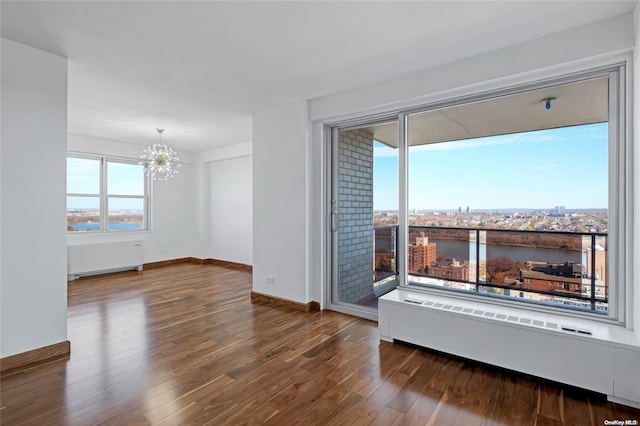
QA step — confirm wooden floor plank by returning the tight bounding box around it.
[1,263,638,425]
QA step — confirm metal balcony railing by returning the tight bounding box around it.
[374,225,608,313]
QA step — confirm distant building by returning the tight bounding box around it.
[466,206,470,214]
[550,205,566,217]
[408,232,436,274]
[517,260,586,295]
[586,244,607,282]
[428,258,469,281]
[524,260,583,279]
[519,269,583,294]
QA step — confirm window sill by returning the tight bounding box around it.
[67,230,150,240]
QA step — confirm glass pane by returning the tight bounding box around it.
[67,157,100,194]
[67,196,100,231]
[108,162,144,196]
[108,197,144,230]
[337,122,398,310]
[406,76,609,313]
[373,136,400,300]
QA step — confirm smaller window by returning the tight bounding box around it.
[67,155,149,233]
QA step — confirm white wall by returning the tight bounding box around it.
[1,39,68,357]
[253,101,311,303]
[203,143,253,265]
[67,134,199,264]
[310,13,635,122]
[634,5,640,339]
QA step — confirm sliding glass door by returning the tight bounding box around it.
[329,121,398,317]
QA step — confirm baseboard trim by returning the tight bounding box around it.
[200,258,253,272]
[143,257,194,270]
[1,340,71,376]
[251,291,320,312]
[143,257,252,272]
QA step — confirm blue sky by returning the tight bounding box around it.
[373,122,608,211]
[67,158,145,210]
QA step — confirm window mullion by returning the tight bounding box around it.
[398,112,409,287]
[101,157,107,232]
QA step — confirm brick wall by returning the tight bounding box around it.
[338,129,374,304]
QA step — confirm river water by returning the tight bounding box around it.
[433,239,583,264]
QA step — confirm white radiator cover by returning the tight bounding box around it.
[379,289,640,408]
[67,240,143,279]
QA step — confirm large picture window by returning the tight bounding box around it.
[331,63,628,323]
[404,75,612,314]
[67,155,149,232]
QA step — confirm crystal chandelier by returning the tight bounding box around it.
[139,129,181,181]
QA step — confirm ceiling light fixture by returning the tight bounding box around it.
[139,129,181,181]
[542,97,555,111]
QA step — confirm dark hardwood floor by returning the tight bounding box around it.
[1,263,638,425]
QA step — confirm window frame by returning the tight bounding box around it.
[67,153,151,234]
[394,63,628,324]
[323,59,631,325]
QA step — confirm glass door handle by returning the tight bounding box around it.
[330,200,338,232]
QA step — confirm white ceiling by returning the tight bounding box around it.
[1,1,635,152]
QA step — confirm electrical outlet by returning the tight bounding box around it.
[266,276,275,284]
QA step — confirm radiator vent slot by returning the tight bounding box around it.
[400,296,591,337]
[561,326,592,336]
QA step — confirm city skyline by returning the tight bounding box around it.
[373,122,608,211]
